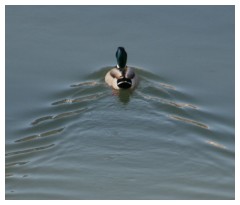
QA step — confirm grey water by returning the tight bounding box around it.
[5,6,234,199]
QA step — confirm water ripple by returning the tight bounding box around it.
[6,67,233,199]
[6,161,29,168]
[205,140,226,150]
[5,144,54,157]
[137,91,198,109]
[31,108,87,125]
[168,114,209,129]
[70,81,100,87]
[15,127,64,143]
[52,92,106,106]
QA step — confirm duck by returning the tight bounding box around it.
[105,47,138,90]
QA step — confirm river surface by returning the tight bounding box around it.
[5,5,234,199]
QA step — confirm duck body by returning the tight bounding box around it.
[105,47,138,90]
[105,66,138,90]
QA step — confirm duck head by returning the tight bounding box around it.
[115,47,132,89]
[116,47,127,69]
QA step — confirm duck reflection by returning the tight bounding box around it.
[112,89,132,104]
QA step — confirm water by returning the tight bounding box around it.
[5,6,234,199]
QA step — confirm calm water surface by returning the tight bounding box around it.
[6,6,234,199]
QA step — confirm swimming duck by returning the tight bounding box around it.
[105,47,138,90]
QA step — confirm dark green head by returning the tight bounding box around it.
[116,47,127,68]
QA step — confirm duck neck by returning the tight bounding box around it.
[117,65,127,76]
[117,65,126,77]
